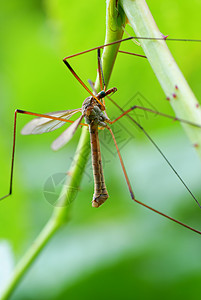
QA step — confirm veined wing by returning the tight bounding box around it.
[21,109,82,135]
[51,114,84,151]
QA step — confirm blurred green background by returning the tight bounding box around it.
[1,0,201,299]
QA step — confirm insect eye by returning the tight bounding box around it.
[99,91,106,98]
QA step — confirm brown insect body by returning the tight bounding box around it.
[82,95,111,207]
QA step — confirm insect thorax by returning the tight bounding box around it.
[82,96,109,127]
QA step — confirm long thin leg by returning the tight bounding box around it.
[97,49,104,91]
[133,105,201,128]
[63,37,201,112]
[63,36,201,60]
[97,48,109,115]
[118,50,147,58]
[107,126,134,199]
[109,105,201,128]
[107,126,201,235]
[0,109,87,201]
[107,103,201,209]
[17,109,87,126]
[96,49,114,122]
[63,60,105,110]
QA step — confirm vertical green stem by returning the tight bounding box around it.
[120,0,201,159]
[94,0,125,90]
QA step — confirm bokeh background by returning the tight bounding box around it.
[1,0,201,299]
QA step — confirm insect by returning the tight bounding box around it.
[1,36,201,234]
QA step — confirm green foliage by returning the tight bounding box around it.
[0,0,201,299]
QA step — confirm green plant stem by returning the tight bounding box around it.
[1,1,125,299]
[120,0,201,160]
[1,218,58,300]
[95,0,125,89]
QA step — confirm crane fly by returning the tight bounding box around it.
[1,36,201,234]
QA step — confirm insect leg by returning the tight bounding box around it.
[106,126,201,235]
[107,102,201,209]
[62,59,105,110]
[0,109,86,201]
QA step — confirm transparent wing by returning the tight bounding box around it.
[21,109,82,135]
[51,114,84,151]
